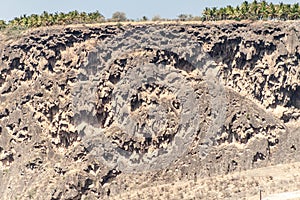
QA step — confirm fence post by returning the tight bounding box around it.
[260,189,262,200]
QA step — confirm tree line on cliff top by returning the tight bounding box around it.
[202,1,300,21]
[0,1,300,30]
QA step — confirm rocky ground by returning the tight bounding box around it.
[0,21,299,199]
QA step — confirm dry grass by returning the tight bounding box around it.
[106,162,300,200]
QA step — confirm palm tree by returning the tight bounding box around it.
[250,0,259,19]
[216,8,227,20]
[234,6,242,20]
[203,7,212,20]
[268,3,277,19]
[0,20,6,29]
[88,11,104,23]
[284,4,292,20]
[225,5,235,20]
[259,1,269,20]
[211,7,217,20]
[57,12,66,25]
[19,15,28,27]
[290,3,300,19]
[9,17,19,27]
[277,2,287,20]
[28,14,37,27]
[240,1,250,19]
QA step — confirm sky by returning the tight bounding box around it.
[0,0,300,21]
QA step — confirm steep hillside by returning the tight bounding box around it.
[0,21,299,199]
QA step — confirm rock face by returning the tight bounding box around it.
[0,21,299,199]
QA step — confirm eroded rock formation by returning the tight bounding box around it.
[0,21,299,199]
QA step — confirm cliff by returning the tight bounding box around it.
[0,21,299,199]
